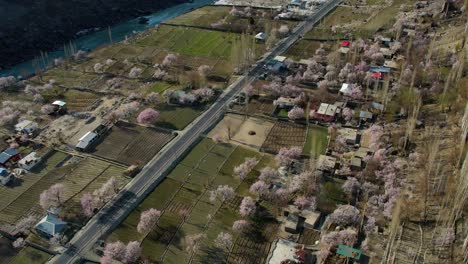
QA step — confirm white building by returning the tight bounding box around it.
[75,131,98,151]
[255,32,268,42]
[15,120,38,134]
[18,152,41,171]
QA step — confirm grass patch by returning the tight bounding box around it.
[7,247,52,264]
[303,125,328,157]
[156,104,206,130]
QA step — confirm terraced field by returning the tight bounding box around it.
[109,138,275,263]
[0,155,125,225]
[261,121,307,154]
[93,121,175,165]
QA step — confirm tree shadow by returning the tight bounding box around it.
[198,245,227,264]
[6,177,24,188]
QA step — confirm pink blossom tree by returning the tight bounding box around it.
[40,183,65,210]
[363,216,376,234]
[232,219,250,233]
[259,167,279,182]
[137,108,159,125]
[239,196,256,217]
[278,25,290,37]
[162,54,178,67]
[137,208,161,234]
[321,228,357,249]
[329,205,360,227]
[215,232,233,250]
[41,104,55,115]
[185,233,206,254]
[146,92,159,104]
[342,177,361,200]
[12,238,25,249]
[193,88,215,103]
[0,76,16,90]
[103,241,126,261]
[288,106,304,120]
[209,185,235,203]
[249,180,269,198]
[243,84,254,97]
[124,241,142,263]
[294,196,316,210]
[15,215,37,234]
[234,157,259,180]
[80,192,94,217]
[342,108,354,121]
[275,147,302,167]
[350,85,363,100]
[128,67,143,78]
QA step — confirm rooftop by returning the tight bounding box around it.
[35,213,67,237]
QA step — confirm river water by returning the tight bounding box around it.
[0,0,213,78]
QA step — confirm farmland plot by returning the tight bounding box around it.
[63,89,100,112]
[261,121,307,154]
[93,121,175,165]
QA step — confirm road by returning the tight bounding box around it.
[49,1,341,263]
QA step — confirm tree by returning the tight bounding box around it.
[197,65,211,81]
[294,196,316,210]
[342,177,361,200]
[210,185,235,203]
[239,196,256,217]
[94,63,104,73]
[288,106,304,120]
[12,238,25,249]
[146,92,159,104]
[81,192,94,217]
[124,241,142,263]
[15,215,36,234]
[0,76,16,90]
[193,88,215,103]
[278,25,290,37]
[232,220,250,233]
[243,84,254,97]
[275,147,302,167]
[329,205,360,227]
[137,208,161,234]
[234,157,259,180]
[364,216,376,234]
[250,180,269,198]
[185,233,206,255]
[215,232,233,250]
[41,104,55,115]
[259,167,279,182]
[321,228,357,249]
[40,183,65,210]
[162,54,177,67]
[128,67,143,78]
[103,241,126,261]
[137,108,159,125]
[93,177,118,206]
[342,108,354,121]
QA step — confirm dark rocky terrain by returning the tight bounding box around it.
[0,0,187,69]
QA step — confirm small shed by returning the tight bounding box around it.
[339,83,352,96]
[384,60,399,69]
[0,148,21,167]
[302,209,321,229]
[338,128,358,145]
[340,41,350,47]
[284,214,300,234]
[75,131,98,151]
[0,168,13,185]
[339,47,350,54]
[15,120,38,134]
[350,157,362,170]
[255,32,268,42]
[18,152,41,171]
[35,213,68,238]
[298,59,313,66]
[336,244,362,261]
[274,56,287,63]
[359,110,373,121]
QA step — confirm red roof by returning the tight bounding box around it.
[372,72,382,79]
[340,41,350,47]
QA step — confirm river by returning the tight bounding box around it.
[0,0,213,78]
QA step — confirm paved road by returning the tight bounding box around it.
[49,1,341,263]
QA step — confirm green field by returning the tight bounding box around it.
[303,125,328,158]
[109,138,274,263]
[167,6,231,27]
[156,104,207,130]
[7,246,52,264]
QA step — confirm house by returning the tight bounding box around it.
[18,152,41,171]
[371,102,384,112]
[354,147,371,159]
[338,128,359,145]
[359,110,373,122]
[274,97,295,108]
[289,0,306,9]
[265,57,285,72]
[340,41,350,48]
[267,239,306,264]
[51,100,67,115]
[75,131,98,151]
[284,213,300,234]
[339,47,350,54]
[255,32,267,42]
[274,56,287,63]
[313,103,337,122]
[380,47,394,58]
[384,60,399,69]
[302,209,321,229]
[35,213,67,238]
[0,168,13,185]
[339,83,352,96]
[15,120,38,135]
[317,155,337,171]
[0,148,21,167]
